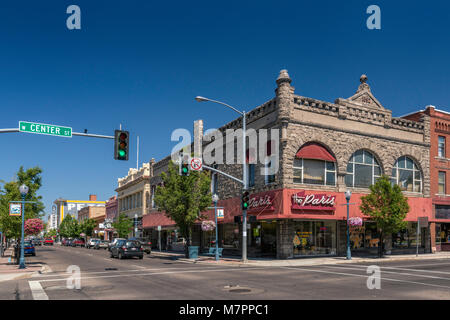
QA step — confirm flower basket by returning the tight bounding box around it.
[348,217,363,227]
[201,220,216,232]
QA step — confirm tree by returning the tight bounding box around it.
[112,213,133,238]
[25,218,44,236]
[154,161,211,257]
[79,218,97,238]
[360,175,410,257]
[58,215,80,238]
[45,229,57,238]
[0,166,45,239]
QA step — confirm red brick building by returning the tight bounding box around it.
[403,106,450,251]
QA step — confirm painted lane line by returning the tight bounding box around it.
[132,265,147,269]
[28,281,49,300]
[320,265,450,281]
[330,263,450,275]
[37,266,270,283]
[32,265,237,278]
[281,266,450,290]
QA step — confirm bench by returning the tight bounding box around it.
[204,247,223,257]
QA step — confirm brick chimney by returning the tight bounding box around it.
[89,194,97,201]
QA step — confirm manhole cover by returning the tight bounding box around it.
[229,288,252,293]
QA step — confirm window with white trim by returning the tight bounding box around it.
[391,156,422,193]
[293,158,336,186]
[345,150,382,188]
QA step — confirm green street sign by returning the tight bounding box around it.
[19,121,72,138]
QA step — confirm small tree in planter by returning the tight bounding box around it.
[154,161,211,258]
[360,175,410,257]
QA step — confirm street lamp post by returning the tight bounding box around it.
[19,184,29,269]
[212,193,219,262]
[345,190,352,260]
[195,96,248,263]
[134,213,138,238]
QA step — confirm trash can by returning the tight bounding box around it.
[188,246,199,259]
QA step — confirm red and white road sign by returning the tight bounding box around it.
[190,158,203,171]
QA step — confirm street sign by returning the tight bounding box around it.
[157,225,161,231]
[418,217,428,228]
[217,208,224,219]
[19,121,72,138]
[190,157,203,171]
[9,203,21,216]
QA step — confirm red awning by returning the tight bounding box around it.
[295,143,336,162]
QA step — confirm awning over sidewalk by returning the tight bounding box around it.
[142,212,176,229]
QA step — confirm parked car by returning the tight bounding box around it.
[128,237,152,254]
[23,241,36,256]
[44,238,54,246]
[108,238,126,252]
[72,238,85,247]
[110,240,143,259]
[32,238,42,246]
[86,238,100,249]
[94,240,110,250]
[62,238,70,246]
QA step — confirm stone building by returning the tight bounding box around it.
[143,70,432,259]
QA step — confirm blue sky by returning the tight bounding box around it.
[0,0,449,221]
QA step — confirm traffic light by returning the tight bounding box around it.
[114,130,129,160]
[179,155,190,176]
[242,191,250,210]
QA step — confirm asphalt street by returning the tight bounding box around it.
[2,245,450,300]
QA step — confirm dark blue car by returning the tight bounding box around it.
[23,241,36,256]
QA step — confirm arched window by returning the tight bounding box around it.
[293,143,336,186]
[345,150,382,188]
[391,156,422,192]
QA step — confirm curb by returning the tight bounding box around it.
[150,252,450,267]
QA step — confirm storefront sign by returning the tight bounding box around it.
[291,191,336,211]
[247,193,275,212]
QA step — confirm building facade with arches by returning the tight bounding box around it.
[142,70,432,259]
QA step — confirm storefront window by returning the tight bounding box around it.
[439,224,450,244]
[292,221,336,256]
[223,224,240,249]
[392,223,419,248]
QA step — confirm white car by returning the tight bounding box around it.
[86,238,101,249]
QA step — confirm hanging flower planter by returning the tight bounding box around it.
[201,220,216,232]
[348,217,363,227]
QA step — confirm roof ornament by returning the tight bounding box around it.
[357,74,371,93]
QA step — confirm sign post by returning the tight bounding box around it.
[19,121,72,138]
[158,225,161,252]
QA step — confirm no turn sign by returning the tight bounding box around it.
[190,158,203,171]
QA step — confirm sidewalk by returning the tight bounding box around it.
[0,248,44,282]
[150,250,450,267]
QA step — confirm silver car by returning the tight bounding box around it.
[86,238,100,249]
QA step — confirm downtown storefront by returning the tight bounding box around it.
[142,186,432,259]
